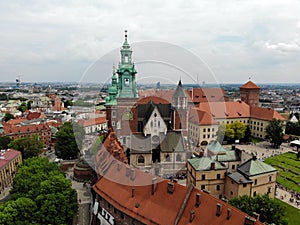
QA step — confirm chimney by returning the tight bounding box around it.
[167,182,175,194]
[195,193,201,207]
[252,212,260,221]
[130,168,136,181]
[131,187,135,198]
[189,210,195,223]
[126,166,130,177]
[244,216,256,225]
[152,178,157,195]
[210,162,215,170]
[216,203,222,217]
[227,208,231,220]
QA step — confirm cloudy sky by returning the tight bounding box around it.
[1,0,300,84]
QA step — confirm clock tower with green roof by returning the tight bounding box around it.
[106,31,139,133]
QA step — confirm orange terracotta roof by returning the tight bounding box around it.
[189,108,219,125]
[2,123,51,134]
[27,112,46,120]
[0,149,21,169]
[93,154,263,225]
[6,118,27,125]
[198,101,250,119]
[77,117,106,127]
[187,88,225,103]
[137,96,170,104]
[138,90,174,103]
[99,132,127,163]
[250,107,286,121]
[240,81,260,89]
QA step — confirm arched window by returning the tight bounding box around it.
[165,154,171,162]
[138,155,145,164]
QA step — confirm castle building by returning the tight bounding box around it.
[105,31,188,176]
[91,147,264,225]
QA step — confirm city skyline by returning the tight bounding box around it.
[1,1,300,84]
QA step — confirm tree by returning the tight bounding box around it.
[266,119,285,148]
[3,113,14,122]
[8,157,78,225]
[55,122,84,160]
[230,121,246,140]
[0,136,12,149]
[229,194,288,225]
[17,102,27,113]
[0,197,38,225]
[8,134,44,159]
[217,122,247,143]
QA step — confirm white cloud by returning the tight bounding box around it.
[0,0,300,82]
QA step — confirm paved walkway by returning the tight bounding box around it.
[276,187,300,209]
[66,170,92,225]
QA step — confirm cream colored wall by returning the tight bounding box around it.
[250,172,277,198]
[249,118,268,139]
[130,154,152,168]
[188,122,218,145]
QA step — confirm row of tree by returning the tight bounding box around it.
[0,157,78,225]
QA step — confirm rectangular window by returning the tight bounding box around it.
[203,135,206,138]
[208,128,210,132]
[201,185,205,190]
[112,110,116,118]
[243,183,247,188]
[217,174,221,179]
[202,174,206,180]
[212,128,215,132]
[232,165,235,170]
[203,128,206,132]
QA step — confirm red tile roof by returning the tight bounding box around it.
[250,107,286,121]
[198,101,250,119]
[2,122,51,134]
[77,117,106,127]
[27,112,46,120]
[189,108,219,125]
[138,90,174,103]
[93,154,264,225]
[6,118,27,125]
[0,149,21,169]
[187,88,225,103]
[137,96,170,104]
[240,81,260,89]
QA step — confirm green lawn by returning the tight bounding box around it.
[274,198,300,225]
[264,152,300,193]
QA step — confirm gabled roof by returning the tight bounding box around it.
[238,157,277,177]
[130,134,152,153]
[250,107,286,121]
[240,81,260,89]
[188,157,227,171]
[160,131,185,152]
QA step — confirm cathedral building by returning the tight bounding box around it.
[105,31,188,176]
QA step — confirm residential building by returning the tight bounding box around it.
[78,117,107,134]
[0,149,22,195]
